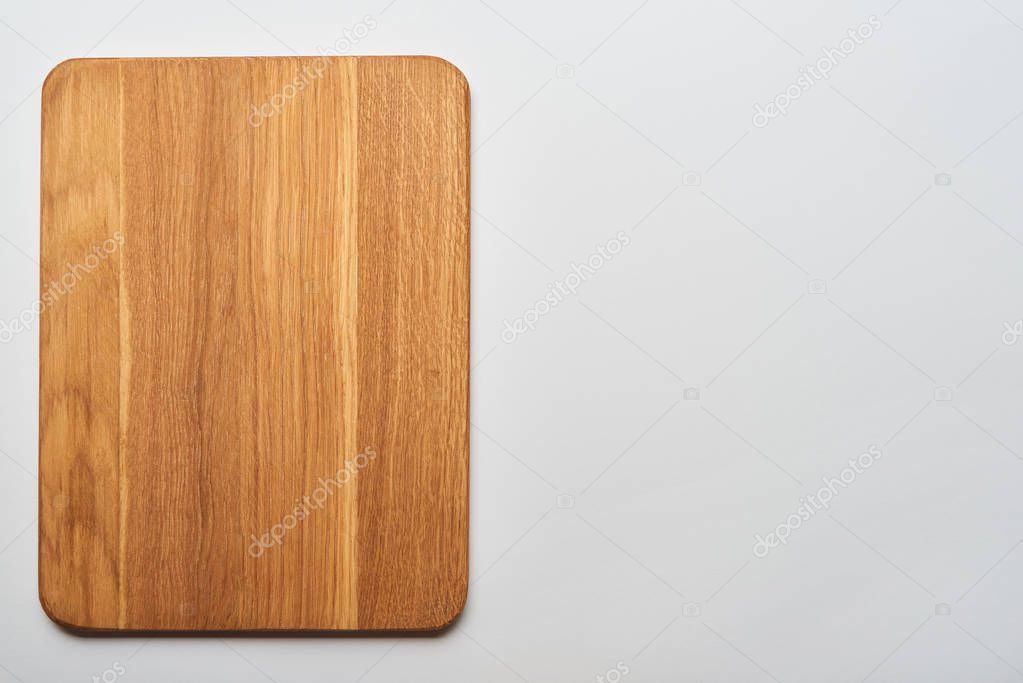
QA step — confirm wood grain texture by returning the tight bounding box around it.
[39,56,469,632]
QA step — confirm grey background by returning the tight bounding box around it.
[3,0,1023,681]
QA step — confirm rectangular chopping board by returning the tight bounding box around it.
[39,56,469,632]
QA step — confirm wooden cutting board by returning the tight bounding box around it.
[39,56,469,632]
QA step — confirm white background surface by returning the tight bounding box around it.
[4,0,1023,681]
